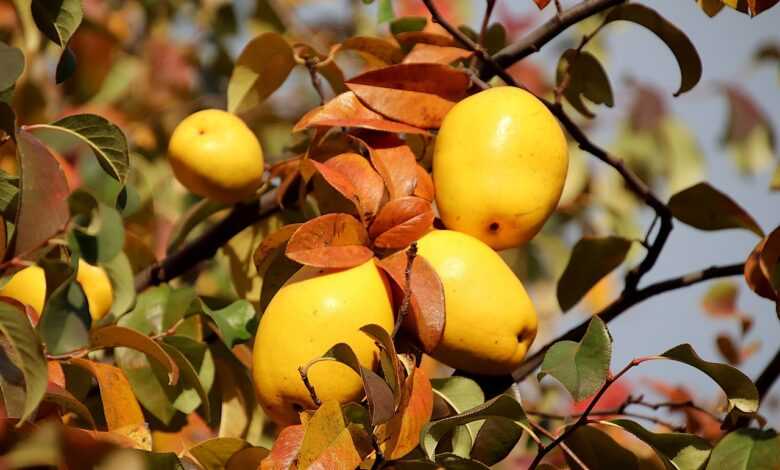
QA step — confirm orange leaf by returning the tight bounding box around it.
[261,425,305,470]
[370,196,434,249]
[346,63,470,128]
[285,213,374,268]
[293,91,428,135]
[306,159,359,205]
[379,252,445,353]
[413,165,435,202]
[376,367,433,459]
[47,361,65,388]
[325,153,386,220]
[395,29,455,49]
[758,226,780,293]
[370,144,418,201]
[340,36,404,65]
[744,243,776,301]
[69,358,150,450]
[403,43,473,65]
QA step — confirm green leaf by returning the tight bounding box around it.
[557,236,632,312]
[38,259,91,355]
[89,325,179,385]
[556,49,614,118]
[604,3,701,96]
[11,130,70,257]
[540,317,612,401]
[706,429,779,470]
[227,32,295,114]
[608,419,711,470]
[377,0,395,23]
[31,0,83,46]
[482,23,507,56]
[419,394,533,461]
[431,376,486,455]
[101,252,135,321]
[29,114,130,183]
[0,41,24,90]
[469,417,525,466]
[68,191,125,264]
[661,344,758,417]
[435,454,491,469]
[189,437,249,470]
[390,17,427,35]
[161,335,214,420]
[564,424,640,469]
[55,46,76,84]
[0,300,47,424]
[0,170,19,220]
[669,182,763,237]
[317,342,394,426]
[199,299,255,348]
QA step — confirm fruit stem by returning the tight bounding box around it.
[298,364,321,407]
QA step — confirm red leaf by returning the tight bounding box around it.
[413,165,435,202]
[716,334,740,365]
[370,197,434,249]
[346,63,471,129]
[12,130,70,257]
[324,153,386,219]
[379,251,445,353]
[533,0,553,9]
[293,91,428,135]
[285,214,374,268]
[403,43,474,65]
[261,424,305,470]
[370,144,418,201]
[376,367,434,459]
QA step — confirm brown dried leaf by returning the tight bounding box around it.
[253,224,302,276]
[89,325,180,385]
[346,63,470,129]
[285,213,373,268]
[261,424,304,470]
[379,252,445,353]
[324,153,386,219]
[716,334,740,365]
[306,158,358,205]
[413,165,435,202]
[758,226,780,293]
[370,144,418,200]
[376,367,434,459]
[744,242,776,301]
[701,281,739,317]
[293,91,428,135]
[370,196,434,249]
[403,43,473,65]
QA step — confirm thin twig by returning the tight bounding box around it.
[305,58,327,106]
[487,0,626,74]
[298,365,321,407]
[512,262,745,384]
[756,347,780,401]
[528,357,652,469]
[392,243,418,338]
[529,420,590,470]
[134,190,279,291]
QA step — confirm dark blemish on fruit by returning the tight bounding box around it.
[292,403,304,412]
[198,128,205,135]
[489,222,500,232]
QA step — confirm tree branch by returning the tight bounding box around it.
[487,0,626,76]
[756,346,780,401]
[512,263,745,382]
[134,190,279,291]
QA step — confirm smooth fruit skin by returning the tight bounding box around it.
[168,109,264,204]
[0,265,46,314]
[253,260,395,425]
[416,230,538,375]
[77,260,113,321]
[434,87,568,250]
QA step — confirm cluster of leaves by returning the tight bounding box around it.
[0,0,777,469]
